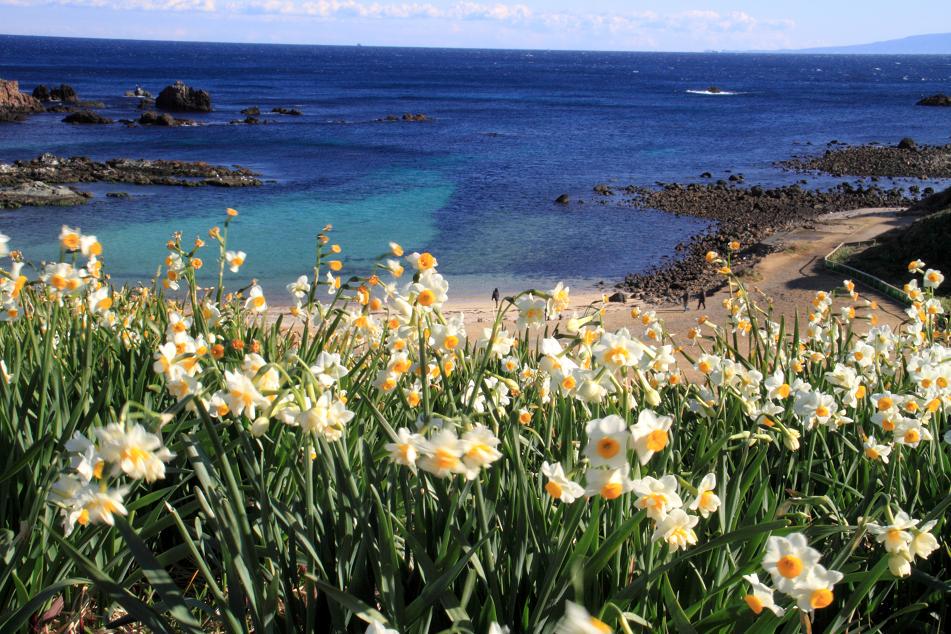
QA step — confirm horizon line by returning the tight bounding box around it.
[3,31,950,57]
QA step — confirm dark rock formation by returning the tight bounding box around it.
[783,142,951,178]
[606,181,914,302]
[156,81,212,112]
[380,113,429,122]
[138,111,197,127]
[106,191,130,198]
[271,107,301,116]
[897,137,917,150]
[0,181,91,208]
[50,84,78,103]
[555,193,570,204]
[63,110,113,125]
[916,94,951,107]
[230,116,260,125]
[32,85,50,101]
[606,292,627,303]
[0,153,261,190]
[241,106,260,116]
[0,79,44,122]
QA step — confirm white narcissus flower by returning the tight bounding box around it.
[460,424,502,472]
[418,429,472,479]
[309,351,348,388]
[286,274,311,301]
[631,475,683,521]
[923,269,944,289]
[584,415,630,468]
[651,508,699,552]
[688,473,721,518]
[790,564,843,613]
[515,293,547,330]
[867,511,917,554]
[94,423,174,483]
[245,285,268,313]
[862,437,892,463]
[584,467,636,501]
[629,409,672,465]
[541,462,585,503]
[762,533,822,593]
[742,573,785,617]
[556,601,612,634]
[408,269,449,310]
[364,621,398,634]
[223,369,268,420]
[593,328,643,370]
[225,250,246,273]
[386,427,426,473]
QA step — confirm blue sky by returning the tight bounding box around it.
[0,1,948,51]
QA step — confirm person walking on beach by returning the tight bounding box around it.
[681,291,689,312]
[696,288,707,310]
[491,287,500,309]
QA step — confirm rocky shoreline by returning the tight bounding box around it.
[782,141,951,178]
[0,153,261,208]
[596,181,917,302]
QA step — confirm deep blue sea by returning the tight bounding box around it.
[1,35,950,298]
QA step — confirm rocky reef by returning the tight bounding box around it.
[0,153,261,207]
[599,181,915,302]
[782,141,951,178]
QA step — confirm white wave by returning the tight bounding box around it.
[686,89,739,96]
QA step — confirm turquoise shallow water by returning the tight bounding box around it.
[3,36,950,299]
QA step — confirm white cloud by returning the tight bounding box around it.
[0,1,796,49]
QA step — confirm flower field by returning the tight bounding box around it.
[0,211,948,633]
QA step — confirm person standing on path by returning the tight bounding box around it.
[681,291,689,312]
[696,288,706,310]
[491,287,500,310]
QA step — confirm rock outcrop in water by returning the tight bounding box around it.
[0,79,44,122]
[0,181,91,209]
[138,111,198,127]
[601,181,914,302]
[156,81,212,112]
[271,107,302,116]
[0,154,261,207]
[63,110,113,125]
[782,142,951,178]
[916,94,951,107]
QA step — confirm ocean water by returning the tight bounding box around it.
[1,35,950,299]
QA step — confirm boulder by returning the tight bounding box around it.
[916,94,951,107]
[230,116,259,125]
[555,193,570,204]
[0,79,44,115]
[106,191,130,198]
[707,86,722,94]
[156,81,212,112]
[138,111,196,127]
[63,110,113,124]
[401,112,427,121]
[241,106,260,116]
[271,107,302,116]
[606,292,627,303]
[897,137,917,150]
[32,85,50,101]
[49,84,78,103]
[593,183,613,195]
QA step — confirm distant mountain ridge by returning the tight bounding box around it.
[788,32,951,55]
